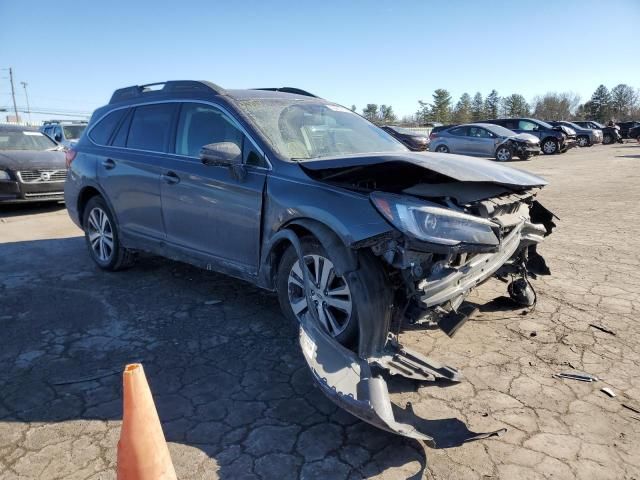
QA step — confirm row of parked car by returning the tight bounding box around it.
[383,118,639,162]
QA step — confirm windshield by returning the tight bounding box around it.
[0,130,58,151]
[62,124,86,140]
[484,124,518,137]
[236,98,407,160]
[535,120,554,129]
[563,121,582,130]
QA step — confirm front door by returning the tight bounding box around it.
[160,102,268,275]
[466,126,497,156]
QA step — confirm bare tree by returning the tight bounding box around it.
[532,92,580,120]
[610,84,638,121]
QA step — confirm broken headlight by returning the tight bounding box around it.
[371,192,499,247]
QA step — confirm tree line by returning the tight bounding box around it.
[355,84,639,126]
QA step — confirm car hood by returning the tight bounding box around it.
[0,149,66,170]
[299,151,547,187]
[511,133,540,143]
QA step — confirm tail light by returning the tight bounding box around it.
[65,149,77,168]
[429,132,439,140]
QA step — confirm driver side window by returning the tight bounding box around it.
[175,103,243,158]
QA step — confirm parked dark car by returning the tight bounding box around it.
[380,125,429,151]
[482,118,577,154]
[65,81,555,439]
[572,120,622,144]
[547,121,602,147]
[428,123,541,161]
[616,121,640,139]
[0,124,66,203]
[628,124,640,141]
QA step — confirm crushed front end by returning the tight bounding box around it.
[368,185,555,337]
[296,154,555,444]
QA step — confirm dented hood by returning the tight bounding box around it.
[299,152,547,187]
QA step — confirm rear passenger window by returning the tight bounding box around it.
[89,110,127,145]
[175,103,243,157]
[127,104,178,152]
[449,126,467,136]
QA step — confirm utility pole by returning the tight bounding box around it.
[20,81,31,123]
[9,67,19,123]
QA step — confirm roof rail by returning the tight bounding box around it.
[109,80,226,104]
[253,87,320,98]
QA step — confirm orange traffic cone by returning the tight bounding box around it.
[117,363,177,480]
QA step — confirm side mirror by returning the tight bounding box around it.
[200,142,242,166]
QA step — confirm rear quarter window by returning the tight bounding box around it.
[89,110,127,145]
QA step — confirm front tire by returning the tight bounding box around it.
[577,136,590,147]
[495,146,513,162]
[83,196,134,271]
[542,139,559,155]
[277,238,358,345]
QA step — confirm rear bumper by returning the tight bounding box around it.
[0,179,65,203]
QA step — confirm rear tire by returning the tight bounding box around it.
[435,145,449,153]
[277,238,359,346]
[82,196,135,271]
[603,133,613,145]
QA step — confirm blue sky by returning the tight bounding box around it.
[1,0,639,122]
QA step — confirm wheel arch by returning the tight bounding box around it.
[257,218,358,291]
[77,184,119,229]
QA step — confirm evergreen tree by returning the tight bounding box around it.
[350,104,357,112]
[379,105,397,124]
[362,104,379,123]
[471,92,484,121]
[502,94,530,117]
[452,93,472,123]
[484,90,500,118]
[588,85,611,122]
[430,89,452,123]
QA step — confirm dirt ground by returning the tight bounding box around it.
[1,142,639,479]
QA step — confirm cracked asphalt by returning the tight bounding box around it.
[1,142,639,479]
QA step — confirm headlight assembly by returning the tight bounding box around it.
[371,192,499,247]
[0,170,10,181]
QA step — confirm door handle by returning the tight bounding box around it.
[161,171,180,185]
[102,158,116,170]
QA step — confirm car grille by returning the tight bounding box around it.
[24,191,64,199]
[17,169,67,184]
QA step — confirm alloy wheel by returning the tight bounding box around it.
[87,207,114,262]
[543,140,557,154]
[436,145,449,153]
[287,254,353,337]
[496,147,511,161]
[578,137,589,147]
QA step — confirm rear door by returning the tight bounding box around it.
[96,103,178,241]
[160,102,268,275]
[445,126,468,153]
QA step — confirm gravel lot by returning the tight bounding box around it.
[1,142,639,480]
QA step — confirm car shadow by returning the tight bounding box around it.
[0,236,496,478]
[616,154,640,159]
[0,201,66,218]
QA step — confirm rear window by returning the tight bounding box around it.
[89,110,127,145]
[126,104,178,152]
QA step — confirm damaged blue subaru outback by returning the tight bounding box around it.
[65,81,555,442]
